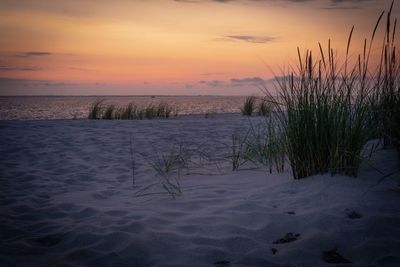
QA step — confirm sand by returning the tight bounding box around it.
[1,114,399,267]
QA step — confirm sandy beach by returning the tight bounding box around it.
[1,114,399,267]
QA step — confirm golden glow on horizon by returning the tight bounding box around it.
[0,0,397,94]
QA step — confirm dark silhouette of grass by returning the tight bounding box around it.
[370,1,400,151]
[262,1,399,179]
[257,99,272,116]
[265,3,400,179]
[102,104,115,120]
[241,96,256,116]
[88,101,177,120]
[88,99,104,119]
[229,131,250,171]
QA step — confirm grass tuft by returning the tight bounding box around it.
[241,96,256,116]
[88,99,104,119]
[88,101,177,120]
[102,104,115,120]
[371,2,400,151]
[229,132,250,171]
[261,2,399,179]
[257,99,273,116]
[246,119,286,173]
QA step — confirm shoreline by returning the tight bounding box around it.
[0,112,243,122]
[0,96,249,121]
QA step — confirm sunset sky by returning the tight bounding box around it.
[0,0,398,95]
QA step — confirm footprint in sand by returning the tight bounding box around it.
[346,210,362,219]
[28,235,63,247]
[214,260,230,267]
[322,247,352,264]
[273,232,300,244]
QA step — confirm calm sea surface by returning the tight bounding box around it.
[0,96,247,120]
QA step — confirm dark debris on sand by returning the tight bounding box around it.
[273,232,300,244]
[322,247,352,264]
[346,210,362,219]
[214,260,230,267]
[28,235,63,247]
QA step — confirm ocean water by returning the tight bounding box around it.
[0,95,247,120]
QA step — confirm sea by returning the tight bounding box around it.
[0,95,247,120]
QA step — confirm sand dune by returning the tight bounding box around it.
[1,114,399,267]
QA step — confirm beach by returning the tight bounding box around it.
[1,114,399,267]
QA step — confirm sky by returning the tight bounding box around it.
[0,0,398,95]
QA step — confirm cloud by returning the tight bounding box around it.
[202,0,368,3]
[223,35,276,43]
[324,0,373,9]
[269,75,301,82]
[0,66,43,71]
[173,0,202,3]
[15,51,52,58]
[230,76,266,86]
[0,77,78,86]
[175,0,312,3]
[321,6,362,9]
[0,0,96,17]
[174,0,379,5]
[0,77,83,96]
[329,0,371,3]
[186,79,226,88]
[188,76,268,89]
[0,0,380,20]
[200,80,226,87]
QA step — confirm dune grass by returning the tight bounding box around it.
[241,96,256,116]
[229,132,250,171]
[218,119,286,172]
[120,103,137,119]
[138,144,193,197]
[88,99,104,119]
[240,97,273,117]
[246,119,286,173]
[370,2,400,150]
[102,104,115,120]
[88,101,177,120]
[262,2,398,179]
[257,99,273,116]
[264,47,372,179]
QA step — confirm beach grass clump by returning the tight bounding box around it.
[257,99,273,116]
[157,102,174,118]
[102,104,115,120]
[240,97,273,117]
[262,10,398,178]
[246,119,285,173]
[224,121,286,172]
[88,99,104,119]
[145,104,157,119]
[144,144,193,197]
[229,132,250,171]
[241,96,256,116]
[120,103,137,119]
[267,48,373,179]
[151,144,192,175]
[88,101,177,120]
[371,3,400,151]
